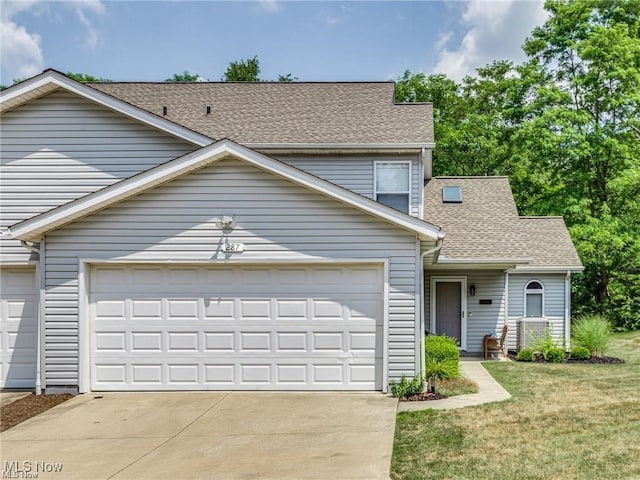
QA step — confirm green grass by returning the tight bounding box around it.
[435,377,479,397]
[391,332,640,480]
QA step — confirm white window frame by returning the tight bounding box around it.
[373,160,411,214]
[524,280,545,317]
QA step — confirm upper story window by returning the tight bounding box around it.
[524,280,544,317]
[375,161,410,214]
[442,186,462,203]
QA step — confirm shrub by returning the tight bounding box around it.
[572,314,611,357]
[543,346,565,363]
[425,335,460,379]
[570,346,591,360]
[389,374,424,398]
[516,348,535,362]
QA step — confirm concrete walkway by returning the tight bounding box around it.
[397,359,511,412]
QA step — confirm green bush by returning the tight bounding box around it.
[389,374,425,398]
[528,328,566,363]
[516,348,535,362]
[572,314,611,357]
[543,346,565,363]
[425,335,460,379]
[570,346,591,360]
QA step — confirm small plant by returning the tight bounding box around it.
[528,328,566,363]
[572,314,611,357]
[516,347,535,362]
[543,346,565,363]
[390,374,425,398]
[570,346,591,360]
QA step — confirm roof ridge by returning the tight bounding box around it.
[432,176,510,179]
[520,216,565,219]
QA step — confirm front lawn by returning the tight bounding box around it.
[391,331,640,480]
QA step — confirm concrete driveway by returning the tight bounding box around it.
[1,392,397,480]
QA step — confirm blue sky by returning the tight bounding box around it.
[1,1,548,84]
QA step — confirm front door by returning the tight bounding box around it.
[431,277,466,349]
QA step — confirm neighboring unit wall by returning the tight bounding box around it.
[43,159,419,389]
[0,90,195,263]
[425,270,505,353]
[507,274,566,350]
[278,154,422,218]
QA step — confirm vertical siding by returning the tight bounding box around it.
[44,159,419,387]
[425,270,505,353]
[278,153,422,217]
[508,274,566,349]
[0,90,195,263]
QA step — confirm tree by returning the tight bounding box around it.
[66,72,111,82]
[277,73,298,82]
[223,56,260,81]
[165,71,202,82]
[521,0,640,329]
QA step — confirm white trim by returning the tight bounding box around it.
[248,142,436,151]
[504,271,510,343]
[564,271,571,349]
[374,160,412,214]
[524,279,545,318]
[10,139,444,241]
[0,70,212,147]
[37,239,45,394]
[78,261,89,393]
[79,258,389,393]
[438,257,530,265]
[382,259,390,393]
[414,242,421,379]
[430,276,467,350]
[508,266,584,273]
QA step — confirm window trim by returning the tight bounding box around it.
[373,160,411,214]
[524,280,545,317]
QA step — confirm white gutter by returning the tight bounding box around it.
[20,240,43,395]
[247,142,436,151]
[507,266,585,273]
[419,239,444,375]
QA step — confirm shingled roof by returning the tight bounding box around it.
[89,82,434,146]
[423,177,582,268]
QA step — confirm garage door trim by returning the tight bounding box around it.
[78,258,389,393]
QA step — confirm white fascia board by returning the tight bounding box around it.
[507,266,585,273]
[0,70,212,147]
[437,257,531,265]
[248,142,435,154]
[10,139,444,241]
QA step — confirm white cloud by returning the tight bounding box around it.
[257,0,280,12]
[323,4,350,27]
[0,0,106,83]
[433,0,548,81]
[1,1,44,83]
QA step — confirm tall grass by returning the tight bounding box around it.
[572,313,612,357]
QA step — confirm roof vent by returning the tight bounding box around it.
[442,186,462,203]
[162,106,168,116]
[206,106,211,115]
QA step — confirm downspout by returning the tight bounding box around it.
[504,271,509,351]
[564,271,571,350]
[20,240,43,395]
[419,239,443,375]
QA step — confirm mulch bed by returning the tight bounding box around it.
[400,391,447,402]
[508,353,624,364]
[1,393,73,432]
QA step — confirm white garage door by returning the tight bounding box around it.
[90,264,383,391]
[0,267,37,389]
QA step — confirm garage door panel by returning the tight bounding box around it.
[90,264,382,391]
[1,268,37,389]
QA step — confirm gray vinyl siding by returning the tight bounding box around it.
[44,159,419,388]
[425,270,505,353]
[0,90,195,264]
[508,274,566,349]
[278,154,422,218]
